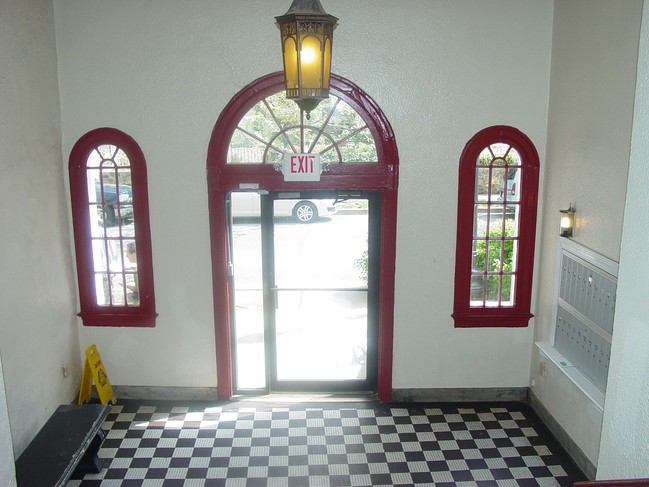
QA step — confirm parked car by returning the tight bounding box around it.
[96,183,133,226]
[231,192,336,223]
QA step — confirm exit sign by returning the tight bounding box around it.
[281,154,321,182]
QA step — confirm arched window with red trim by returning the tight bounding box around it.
[453,126,539,328]
[69,128,156,327]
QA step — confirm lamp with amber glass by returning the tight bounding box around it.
[276,0,338,116]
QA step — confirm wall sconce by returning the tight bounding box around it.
[560,204,575,237]
[276,0,338,116]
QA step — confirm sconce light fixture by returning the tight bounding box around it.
[560,204,575,237]
[276,0,338,116]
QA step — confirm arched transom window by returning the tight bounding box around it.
[227,92,378,165]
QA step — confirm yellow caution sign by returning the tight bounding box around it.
[78,344,116,405]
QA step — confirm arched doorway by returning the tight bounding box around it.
[207,72,399,400]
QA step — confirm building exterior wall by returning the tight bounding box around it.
[597,1,649,478]
[52,0,553,395]
[0,0,80,456]
[531,0,643,469]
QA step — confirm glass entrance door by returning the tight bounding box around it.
[230,191,378,393]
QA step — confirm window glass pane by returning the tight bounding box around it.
[341,128,377,163]
[118,205,133,228]
[487,213,505,238]
[228,130,266,163]
[97,144,117,160]
[115,149,130,167]
[492,157,506,166]
[491,167,505,200]
[490,143,509,158]
[486,276,501,305]
[107,240,123,272]
[124,240,139,306]
[487,240,502,273]
[281,127,301,153]
[87,169,100,202]
[117,167,132,185]
[95,274,110,306]
[126,273,139,305]
[475,167,490,201]
[506,210,519,238]
[329,99,367,132]
[473,208,487,238]
[507,147,521,165]
[472,241,485,271]
[92,241,107,272]
[87,149,102,168]
[501,275,514,305]
[90,208,105,238]
[110,273,125,305]
[238,101,273,138]
[502,167,520,203]
[471,275,485,304]
[266,92,301,127]
[507,240,518,272]
[501,241,514,277]
[320,146,340,163]
[266,147,284,163]
[477,148,492,165]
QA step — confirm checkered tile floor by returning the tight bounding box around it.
[69,400,585,486]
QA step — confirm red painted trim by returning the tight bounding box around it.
[207,72,399,401]
[574,481,649,486]
[452,126,539,328]
[69,128,157,327]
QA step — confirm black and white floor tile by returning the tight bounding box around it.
[69,400,586,486]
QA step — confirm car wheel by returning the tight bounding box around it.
[102,205,117,226]
[294,201,317,223]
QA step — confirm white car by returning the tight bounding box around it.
[231,192,336,223]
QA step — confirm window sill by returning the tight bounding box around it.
[79,311,157,327]
[452,311,532,328]
[535,341,604,412]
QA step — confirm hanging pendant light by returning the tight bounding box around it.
[276,0,338,116]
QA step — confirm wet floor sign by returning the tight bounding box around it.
[78,344,116,405]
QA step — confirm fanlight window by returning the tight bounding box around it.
[228,92,377,164]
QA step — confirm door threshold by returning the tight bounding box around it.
[232,392,377,405]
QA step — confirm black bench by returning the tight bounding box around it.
[15,403,110,487]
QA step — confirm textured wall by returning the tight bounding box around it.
[531,0,643,469]
[0,355,15,487]
[597,1,649,478]
[0,0,80,456]
[53,0,553,393]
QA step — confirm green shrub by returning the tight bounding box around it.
[473,218,516,301]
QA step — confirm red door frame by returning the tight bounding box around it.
[206,72,399,401]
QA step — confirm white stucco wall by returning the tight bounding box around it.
[53,0,553,391]
[0,354,16,487]
[0,0,81,456]
[597,1,649,478]
[531,0,643,470]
